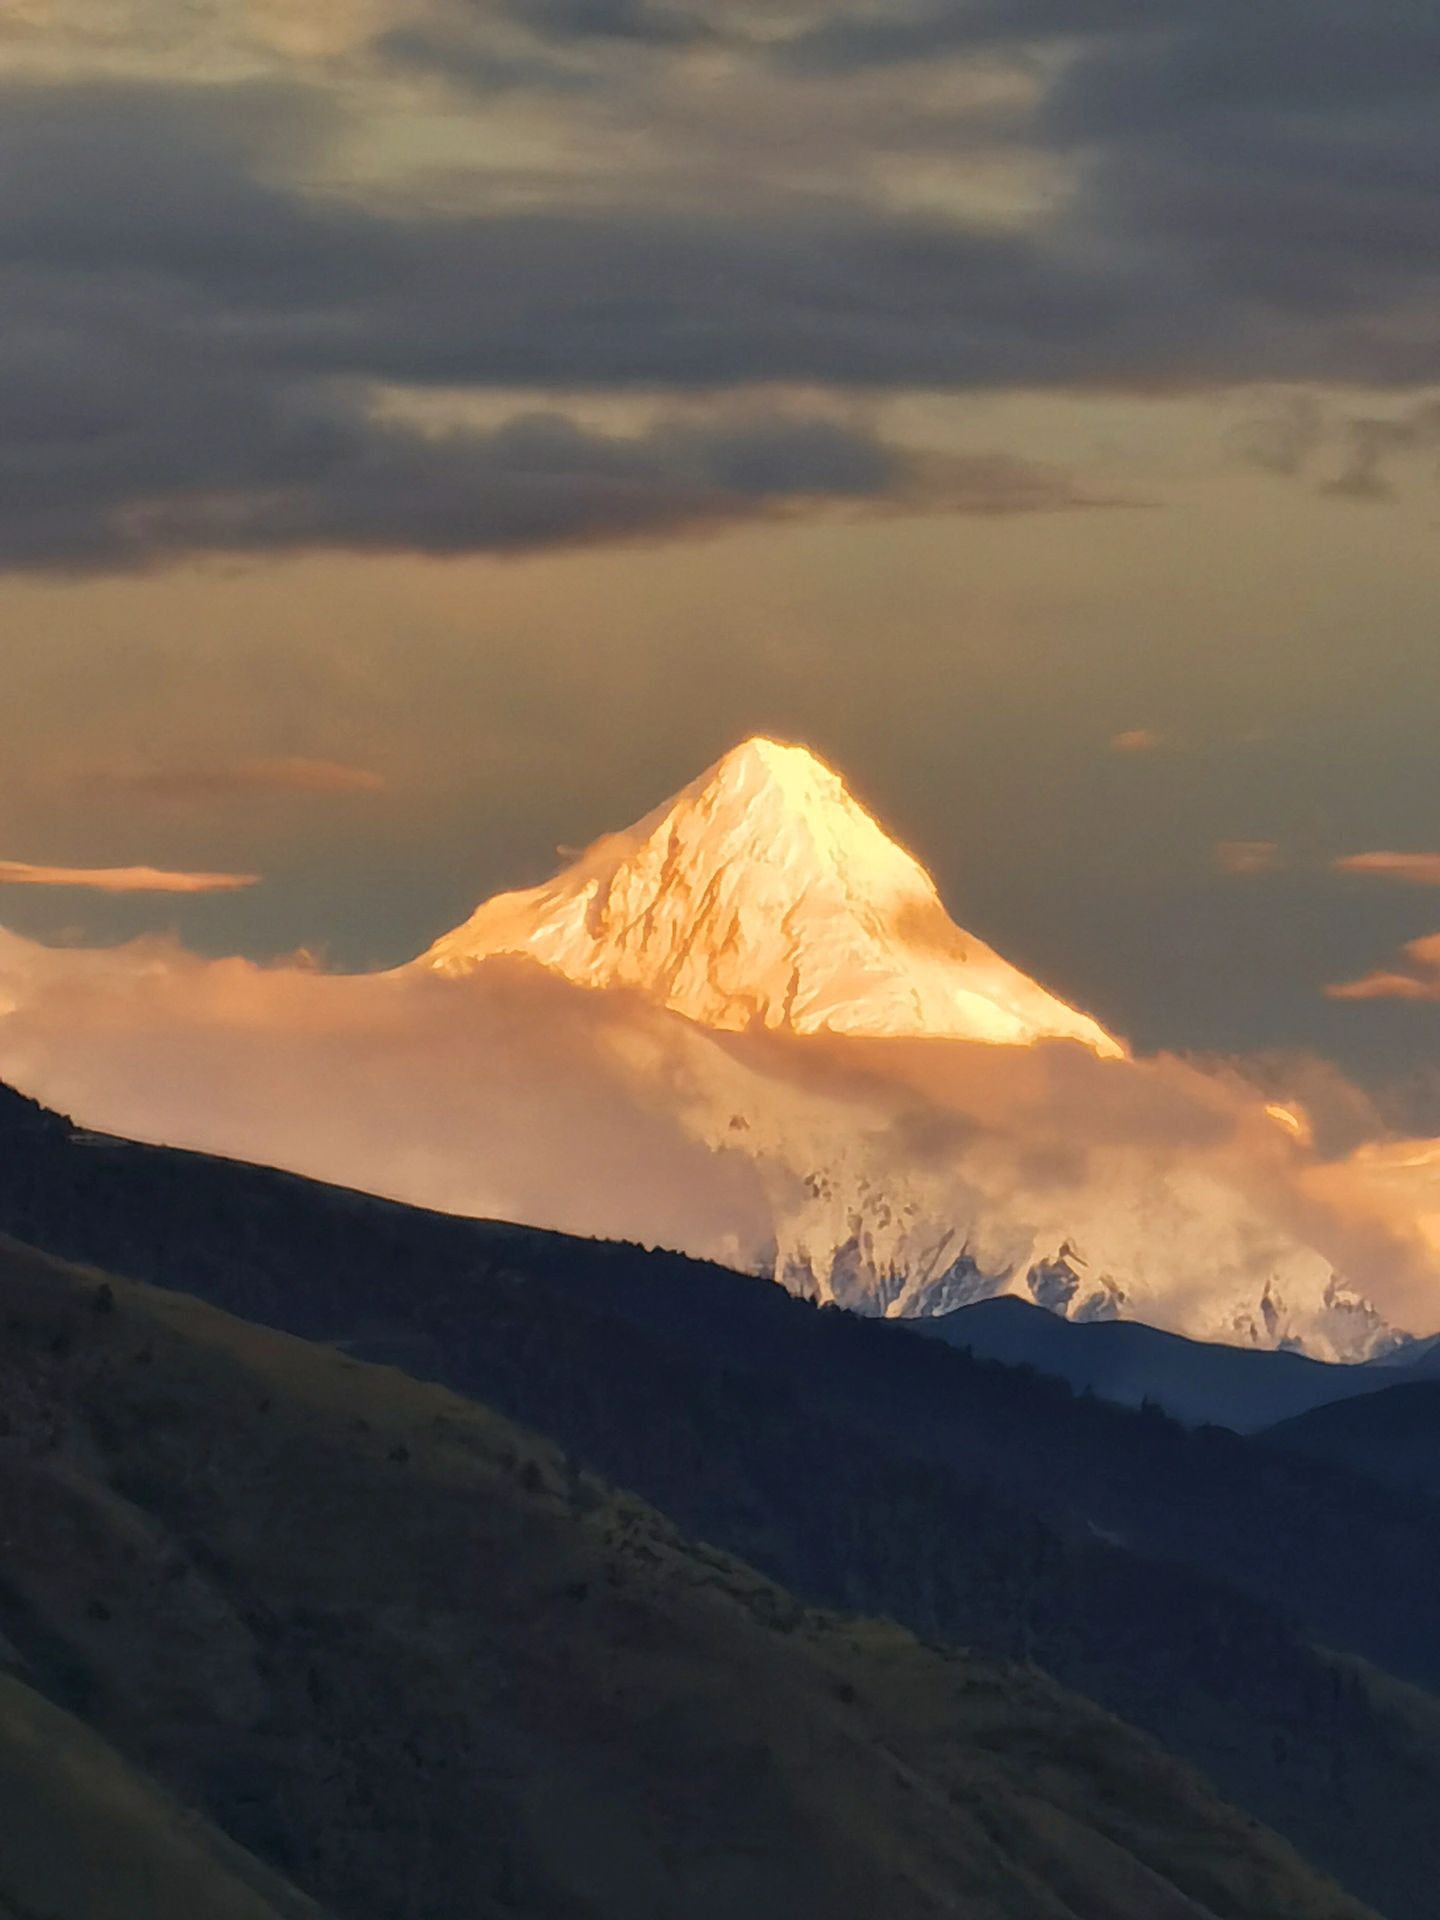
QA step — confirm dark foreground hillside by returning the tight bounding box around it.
[2,1085,1440,1915]
[0,1667,322,1920]
[0,1234,1372,1920]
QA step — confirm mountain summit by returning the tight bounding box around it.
[420,736,1122,1055]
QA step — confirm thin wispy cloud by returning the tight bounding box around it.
[0,861,260,894]
[91,757,387,801]
[1328,934,1440,1004]
[1215,840,1282,877]
[1334,852,1440,887]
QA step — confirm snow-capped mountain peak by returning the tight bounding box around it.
[419,735,1123,1055]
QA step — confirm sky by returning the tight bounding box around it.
[3,0,1439,1118]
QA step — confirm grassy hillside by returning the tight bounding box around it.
[0,1668,323,1920]
[0,1232,1373,1920]
[3,1101,1440,1913]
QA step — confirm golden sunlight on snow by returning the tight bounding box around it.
[419,737,1125,1057]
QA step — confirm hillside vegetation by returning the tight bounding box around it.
[0,1667,323,1920]
[4,1096,1440,1914]
[1265,1382,1440,1500]
[0,1232,1374,1920]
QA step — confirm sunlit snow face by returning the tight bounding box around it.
[2,737,1437,1359]
[421,736,1123,1054]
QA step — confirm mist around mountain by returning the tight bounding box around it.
[2,1084,1440,1917]
[1,739,1436,1360]
[0,1228,1379,1920]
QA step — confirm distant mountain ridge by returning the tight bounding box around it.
[914,1294,1421,1433]
[1265,1381,1440,1500]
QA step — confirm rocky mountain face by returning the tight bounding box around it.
[420,736,1122,1054]
[415,738,1418,1358]
[0,739,1429,1357]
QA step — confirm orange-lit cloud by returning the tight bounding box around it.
[1215,839,1281,877]
[0,861,260,895]
[1109,728,1165,754]
[1333,851,1440,887]
[1328,933,1440,1003]
[0,930,1436,1349]
[91,757,386,801]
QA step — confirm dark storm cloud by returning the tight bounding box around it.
[777,1,1440,390]
[0,78,1134,569]
[3,0,1440,575]
[373,30,593,94]
[0,79,1239,402]
[4,33,1435,405]
[134,410,912,561]
[780,0,1440,96]
[1,173,1104,571]
[501,0,713,47]
[0,351,988,568]
[1037,3,1440,128]
[376,0,715,92]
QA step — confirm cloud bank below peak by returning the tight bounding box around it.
[0,920,1436,1356]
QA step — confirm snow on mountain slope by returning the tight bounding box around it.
[1,742,1432,1360]
[408,737,1422,1358]
[420,737,1122,1056]
[626,1020,1409,1359]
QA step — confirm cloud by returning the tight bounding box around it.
[912,452,1134,516]
[90,757,387,800]
[1109,728,1165,754]
[1214,840,1282,877]
[0,934,778,1265]
[1329,934,1440,1004]
[0,7,1437,577]
[0,925,1436,1349]
[1227,394,1326,477]
[3,77,1142,570]
[1324,400,1440,502]
[1334,852,1440,887]
[789,2,1440,402]
[0,197,1113,574]
[1228,392,1440,503]
[0,861,260,894]
[516,0,711,44]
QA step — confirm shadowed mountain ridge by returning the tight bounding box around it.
[0,1081,1437,1914]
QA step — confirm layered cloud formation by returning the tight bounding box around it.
[2,1,1439,571]
[0,922,1436,1353]
[1,0,1436,1161]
